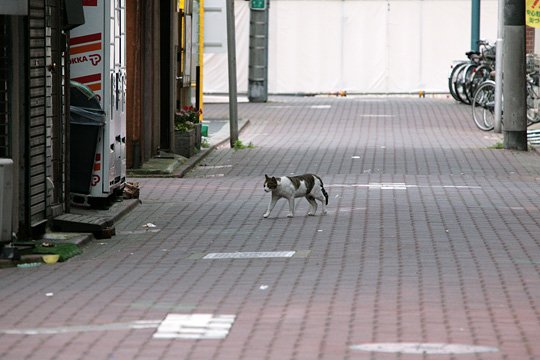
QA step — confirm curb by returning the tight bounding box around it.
[174,119,251,178]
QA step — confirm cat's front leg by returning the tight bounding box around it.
[264,195,278,218]
[287,197,295,218]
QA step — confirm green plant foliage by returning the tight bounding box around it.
[233,139,255,150]
[487,142,504,149]
[175,106,202,132]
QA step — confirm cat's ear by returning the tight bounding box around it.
[265,174,269,179]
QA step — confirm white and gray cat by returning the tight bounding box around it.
[263,174,329,218]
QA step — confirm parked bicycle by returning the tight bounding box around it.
[471,56,540,131]
[448,40,496,105]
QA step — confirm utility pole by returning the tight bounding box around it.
[494,0,504,133]
[471,0,481,51]
[226,0,239,147]
[248,0,269,102]
[503,0,528,150]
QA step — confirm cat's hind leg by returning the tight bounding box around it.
[314,193,327,215]
[306,196,317,216]
[319,198,327,215]
[311,187,328,215]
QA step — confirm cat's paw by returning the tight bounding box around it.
[263,213,270,218]
[307,212,315,216]
[287,213,294,218]
[322,210,328,215]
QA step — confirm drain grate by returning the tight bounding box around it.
[153,314,235,340]
[203,251,296,259]
[350,343,498,355]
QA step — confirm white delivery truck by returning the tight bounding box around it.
[69,0,126,205]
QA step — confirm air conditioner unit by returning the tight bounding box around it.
[0,159,13,243]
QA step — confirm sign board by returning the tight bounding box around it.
[0,1,28,15]
[250,0,267,11]
[527,0,540,28]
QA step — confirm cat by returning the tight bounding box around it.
[263,174,329,218]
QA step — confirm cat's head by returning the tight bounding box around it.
[264,174,279,192]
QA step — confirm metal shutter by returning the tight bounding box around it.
[26,0,47,227]
[0,16,8,158]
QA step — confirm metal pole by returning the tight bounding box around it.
[503,0,527,150]
[248,0,269,102]
[494,0,504,133]
[471,0,481,51]
[199,0,205,121]
[226,0,239,147]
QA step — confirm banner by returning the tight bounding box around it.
[527,0,540,28]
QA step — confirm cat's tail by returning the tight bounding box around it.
[316,175,329,205]
[321,186,329,205]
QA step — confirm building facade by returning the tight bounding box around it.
[0,0,200,243]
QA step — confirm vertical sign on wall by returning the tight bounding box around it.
[250,0,266,10]
[527,0,540,27]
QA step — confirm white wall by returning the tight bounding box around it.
[204,0,498,94]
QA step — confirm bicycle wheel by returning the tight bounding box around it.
[462,64,479,103]
[448,62,466,102]
[467,65,491,102]
[455,64,472,105]
[472,81,496,131]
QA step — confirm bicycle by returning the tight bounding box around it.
[465,44,496,102]
[471,79,496,131]
[448,41,496,105]
[471,71,540,131]
[448,53,480,104]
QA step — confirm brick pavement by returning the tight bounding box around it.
[1,96,540,359]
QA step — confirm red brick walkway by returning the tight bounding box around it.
[1,97,540,359]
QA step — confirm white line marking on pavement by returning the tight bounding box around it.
[203,251,296,259]
[2,313,237,341]
[328,183,481,190]
[153,314,235,340]
[198,165,233,169]
[358,114,394,118]
[1,320,162,335]
[351,343,498,355]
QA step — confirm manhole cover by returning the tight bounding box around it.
[350,343,499,355]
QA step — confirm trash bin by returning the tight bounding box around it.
[69,82,105,194]
[70,80,102,110]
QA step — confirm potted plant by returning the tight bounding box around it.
[174,106,202,158]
